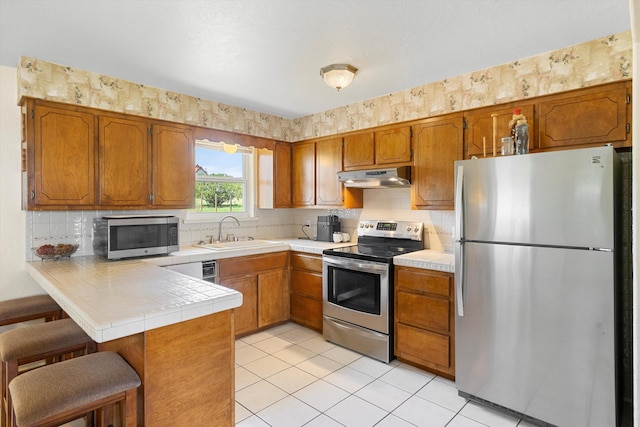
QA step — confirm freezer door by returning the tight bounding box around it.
[456,146,617,249]
[455,242,616,427]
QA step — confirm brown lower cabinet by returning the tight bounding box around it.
[394,265,455,379]
[217,251,290,336]
[289,252,323,332]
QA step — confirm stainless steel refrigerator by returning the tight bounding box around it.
[454,146,619,427]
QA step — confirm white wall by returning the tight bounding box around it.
[0,65,43,299]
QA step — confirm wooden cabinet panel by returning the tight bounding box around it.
[290,270,322,300]
[412,114,464,210]
[397,291,450,333]
[99,115,150,206]
[538,83,630,149]
[274,142,292,208]
[343,126,412,171]
[289,252,323,332]
[315,137,343,206]
[343,132,374,170]
[396,268,451,297]
[258,142,292,209]
[290,252,323,272]
[218,252,288,278]
[151,123,194,207]
[220,275,257,336]
[375,126,411,165]
[290,294,323,331]
[218,252,289,336]
[395,266,455,379]
[396,323,451,370]
[292,141,315,206]
[29,103,96,207]
[259,269,290,327]
[464,104,535,159]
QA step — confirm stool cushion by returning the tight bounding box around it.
[0,295,60,322]
[0,318,91,360]
[9,351,141,426]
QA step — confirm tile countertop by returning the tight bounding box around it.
[26,256,243,343]
[393,250,455,273]
[25,240,453,343]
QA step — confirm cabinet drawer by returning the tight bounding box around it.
[291,252,322,272]
[396,323,450,368]
[290,270,322,300]
[397,291,450,333]
[218,251,288,278]
[396,268,451,297]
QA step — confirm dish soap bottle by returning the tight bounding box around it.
[515,118,529,154]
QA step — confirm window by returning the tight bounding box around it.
[187,140,255,220]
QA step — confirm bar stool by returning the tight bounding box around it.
[0,296,63,327]
[0,319,96,427]
[9,351,140,427]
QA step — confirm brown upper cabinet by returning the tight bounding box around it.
[291,140,316,207]
[21,98,195,210]
[343,125,412,170]
[99,115,151,206]
[258,141,292,209]
[463,80,632,159]
[292,137,363,208]
[464,104,535,159]
[537,81,631,150]
[412,113,464,210]
[315,137,344,206]
[24,101,97,208]
[151,123,195,207]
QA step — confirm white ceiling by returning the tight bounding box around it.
[0,0,631,119]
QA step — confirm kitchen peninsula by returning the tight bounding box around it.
[26,256,243,427]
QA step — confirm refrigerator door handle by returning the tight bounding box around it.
[454,164,465,316]
[454,165,464,241]
[455,242,464,316]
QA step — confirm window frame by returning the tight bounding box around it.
[185,140,256,223]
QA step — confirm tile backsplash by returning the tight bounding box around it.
[25,189,454,260]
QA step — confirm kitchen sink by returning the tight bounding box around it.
[193,240,282,250]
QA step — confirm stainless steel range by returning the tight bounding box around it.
[322,220,423,363]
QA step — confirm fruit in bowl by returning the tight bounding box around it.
[33,243,79,260]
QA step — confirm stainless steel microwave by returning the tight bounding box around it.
[93,215,179,260]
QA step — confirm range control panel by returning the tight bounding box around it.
[358,220,423,241]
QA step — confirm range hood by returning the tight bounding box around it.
[337,166,411,188]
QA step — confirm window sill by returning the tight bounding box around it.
[182,214,259,225]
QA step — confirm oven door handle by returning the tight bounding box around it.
[323,256,389,274]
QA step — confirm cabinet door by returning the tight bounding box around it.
[412,114,464,209]
[343,132,374,170]
[375,126,412,165]
[220,275,258,336]
[99,115,150,206]
[464,105,535,159]
[274,141,292,208]
[258,269,290,327]
[152,123,194,207]
[315,137,343,206]
[292,141,315,206]
[30,104,96,207]
[538,83,630,149]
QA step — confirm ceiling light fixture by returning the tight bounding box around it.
[222,143,238,154]
[320,64,358,91]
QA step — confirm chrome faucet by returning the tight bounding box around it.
[217,215,240,242]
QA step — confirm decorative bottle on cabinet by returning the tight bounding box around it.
[515,118,529,154]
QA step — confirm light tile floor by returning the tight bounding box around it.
[235,322,538,427]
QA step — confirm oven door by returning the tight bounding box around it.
[322,255,390,334]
